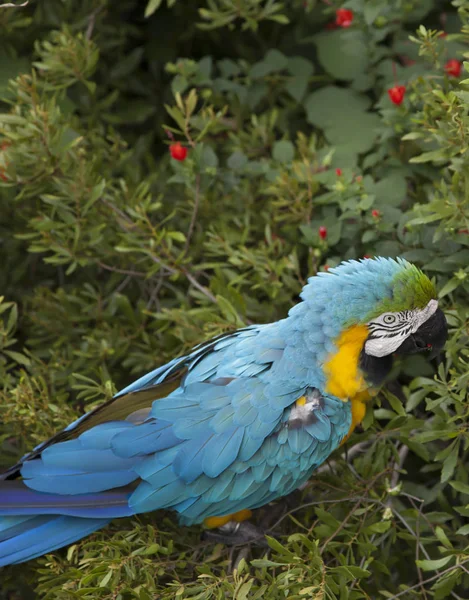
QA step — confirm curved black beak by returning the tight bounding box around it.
[394,308,448,359]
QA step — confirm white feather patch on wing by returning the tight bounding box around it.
[288,388,322,425]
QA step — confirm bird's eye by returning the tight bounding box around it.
[383,314,396,324]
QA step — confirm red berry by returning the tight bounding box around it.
[319,226,327,240]
[387,85,406,105]
[363,254,372,259]
[439,31,448,38]
[371,209,380,218]
[335,168,342,176]
[170,142,188,161]
[324,264,330,271]
[335,8,353,28]
[445,59,461,78]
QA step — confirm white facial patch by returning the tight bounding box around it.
[364,299,438,358]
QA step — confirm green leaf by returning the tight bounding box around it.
[416,556,453,571]
[450,481,469,495]
[314,31,369,81]
[0,55,30,100]
[263,49,288,71]
[287,56,314,77]
[305,86,379,162]
[410,150,447,164]
[412,431,453,443]
[250,49,287,78]
[99,570,113,587]
[435,526,453,549]
[287,75,309,102]
[200,145,218,168]
[363,0,387,25]
[441,443,458,483]
[372,172,407,207]
[365,520,392,534]
[215,295,243,325]
[227,151,248,170]
[109,47,144,80]
[456,524,469,535]
[438,278,460,298]
[236,581,254,600]
[385,391,407,416]
[144,0,163,17]
[4,350,30,366]
[272,140,294,163]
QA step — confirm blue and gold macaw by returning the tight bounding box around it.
[0,258,447,566]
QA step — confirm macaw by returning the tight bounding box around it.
[0,257,447,566]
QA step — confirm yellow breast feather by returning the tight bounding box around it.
[323,324,376,443]
[324,325,370,400]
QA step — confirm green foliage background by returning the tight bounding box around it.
[1,0,469,598]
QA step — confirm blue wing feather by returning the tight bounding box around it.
[202,427,244,478]
[0,317,353,565]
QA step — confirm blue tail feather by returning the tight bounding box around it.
[0,515,110,566]
[0,481,133,566]
[0,481,133,519]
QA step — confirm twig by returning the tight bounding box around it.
[86,5,104,40]
[146,273,165,311]
[315,441,370,476]
[102,275,132,308]
[414,495,428,600]
[183,173,201,254]
[319,473,386,553]
[385,443,409,511]
[182,268,217,303]
[320,495,366,553]
[100,197,217,303]
[97,261,147,278]
[0,1,28,6]
[100,197,136,228]
[390,444,409,489]
[386,560,469,600]
[389,505,432,561]
[267,496,379,535]
[403,495,462,600]
[232,547,249,573]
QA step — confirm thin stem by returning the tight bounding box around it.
[97,262,147,278]
[182,268,217,303]
[183,174,201,254]
[386,560,469,600]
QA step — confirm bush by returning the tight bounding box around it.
[1,0,469,598]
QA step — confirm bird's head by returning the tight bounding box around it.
[295,257,448,386]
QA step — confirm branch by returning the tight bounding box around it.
[183,173,201,254]
[390,444,409,490]
[100,197,217,303]
[86,5,104,40]
[267,496,380,534]
[386,560,469,600]
[97,261,147,278]
[182,268,217,303]
[314,441,371,477]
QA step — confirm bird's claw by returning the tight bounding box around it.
[203,521,269,547]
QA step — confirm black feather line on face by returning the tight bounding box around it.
[359,350,393,387]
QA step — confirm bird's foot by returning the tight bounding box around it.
[203,520,269,548]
